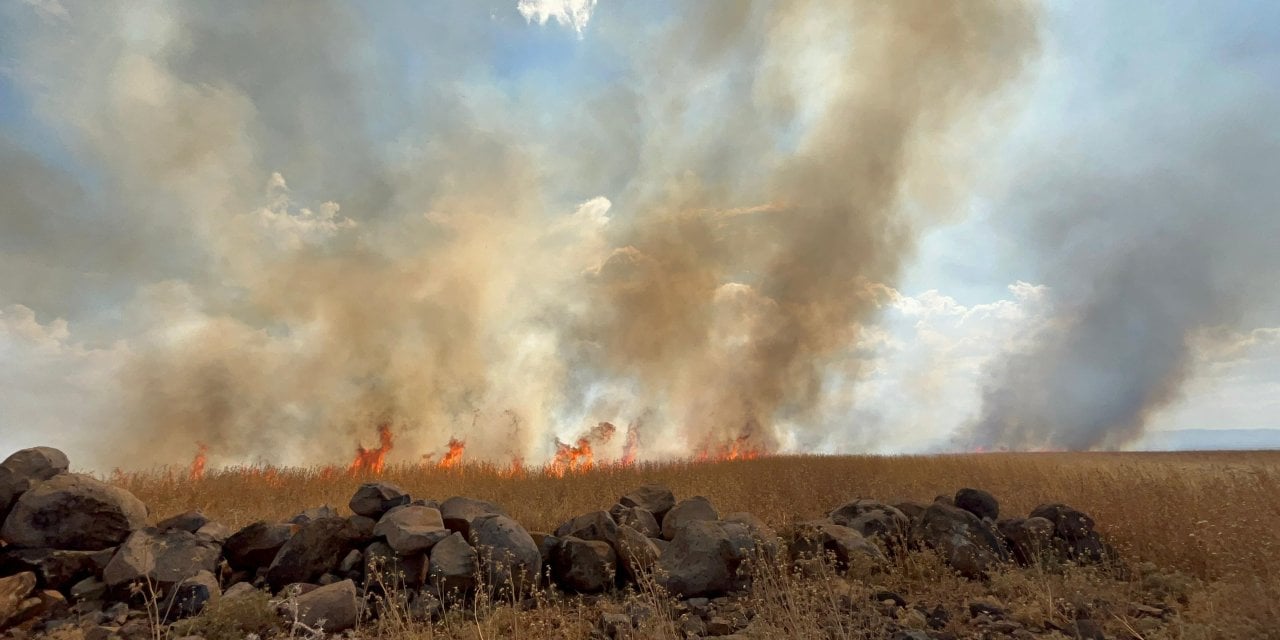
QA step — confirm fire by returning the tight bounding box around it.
[501,456,526,478]
[437,437,465,469]
[550,437,594,477]
[188,442,208,481]
[620,424,639,466]
[695,432,764,462]
[349,424,394,475]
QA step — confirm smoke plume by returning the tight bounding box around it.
[1,0,1037,468]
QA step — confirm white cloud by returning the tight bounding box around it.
[516,0,597,36]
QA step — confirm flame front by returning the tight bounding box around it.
[348,424,394,475]
[437,437,465,469]
[188,442,208,481]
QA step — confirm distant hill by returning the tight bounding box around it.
[1133,428,1280,451]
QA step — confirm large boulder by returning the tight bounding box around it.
[955,488,999,521]
[919,502,1009,578]
[555,511,619,548]
[789,521,883,572]
[363,541,428,589]
[266,517,360,592]
[429,532,478,598]
[619,485,676,523]
[722,512,780,560]
[469,515,541,597]
[288,579,359,633]
[0,548,104,591]
[373,505,450,555]
[615,507,661,538]
[656,521,752,598]
[828,500,911,550]
[161,570,220,622]
[614,525,660,583]
[103,528,221,589]
[0,572,38,630]
[155,510,210,534]
[1,473,146,550]
[440,497,509,539]
[661,496,718,540]
[290,505,339,524]
[552,537,617,593]
[1028,503,1110,564]
[349,482,410,519]
[0,448,69,521]
[224,522,296,571]
[997,517,1055,566]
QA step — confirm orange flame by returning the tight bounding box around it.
[349,424,394,475]
[188,443,208,481]
[437,437,465,469]
[695,432,764,462]
[550,437,593,477]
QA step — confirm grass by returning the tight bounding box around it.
[109,451,1280,638]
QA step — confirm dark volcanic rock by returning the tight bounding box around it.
[555,511,619,548]
[656,520,751,598]
[290,505,339,524]
[155,510,210,534]
[373,505,450,555]
[0,548,101,591]
[469,515,541,596]
[828,500,911,549]
[552,536,617,593]
[363,541,427,589]
[224,521,296,571]
[661,496,718,540]
[429,532,478,597]
[619,485,676,523]
[348,482,410,519]
[919,502,1009,578]
[1,473,146,551]
[998,517,1055,566]
[789,520,884,571]
[614,525,660,583]
[266,517,359,592]
[954,488,999,521]
[615,507,661,538]
[161,570,220,622]
[1029,503,1111,564]
[0,447,69,521]
[103,528,221,589]
[440,497,509,539]
[289,579,359,632]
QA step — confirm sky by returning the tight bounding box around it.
[1,0,1278,470]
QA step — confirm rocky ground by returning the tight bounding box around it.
[0,446,1211,639]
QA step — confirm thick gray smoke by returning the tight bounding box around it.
[1,0,1037,468]
[968,91,1280,450]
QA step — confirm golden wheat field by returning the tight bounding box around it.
[100,451,1280,640]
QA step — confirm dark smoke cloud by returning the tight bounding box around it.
[968,88,1280,450]
[0,0,1038,468]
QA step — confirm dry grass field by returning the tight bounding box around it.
[110,452,1280,639]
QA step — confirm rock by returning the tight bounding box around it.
[1029,503,1110,564]
[363,541,427,589]
[660,496,718,540]
[619,485,676,523]
[530,532,559,566]
[469,515,541,597]
[223,582,258,601]
[1,473,147,551]
[224,521,295,571]
[0,548,100,590]
[348,482,410,518]
[161,570,220,622]
[968,601,1007,619]
[919,502,1009,578]
[69,577,106,603]
[194,521,231,543]
[893,501,928,522]
[790,520,883,573]
[440,497,509,539]
[706,617,733,636]
[656,521,751,598]
[998,517,1055,566]
[347,515,377,543]
[615,525,660,583]
[338,549,362,575]
[155,511,210,534]
[103,528,221,589]
[555,511,619,548]
[266,517,360,592]
[873,590,907,607]
[428,532,478,598]
[1071,619,1107,640]
[599,611,631,639]
[373,505,450,555]
[289,505,338,524]
[552,537,617,593]
[0,447,69,521]
[287,578,359,633]
[828,500,911,549]
[890,632,932,640]
[0,572,37,629]
[616,507,661,538]
[955,488,999,521]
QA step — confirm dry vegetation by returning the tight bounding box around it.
[111,452,1280,639]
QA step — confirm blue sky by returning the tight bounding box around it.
[1,1,1278,468]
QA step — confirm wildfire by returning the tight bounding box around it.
[620,424,639,466]
[695,432,764,462]
[188,442,208,481]
[550,437,594,477]
[437,437,465,469]
[349,424,394,475]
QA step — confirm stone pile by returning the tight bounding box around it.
[0,446,1116,638]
